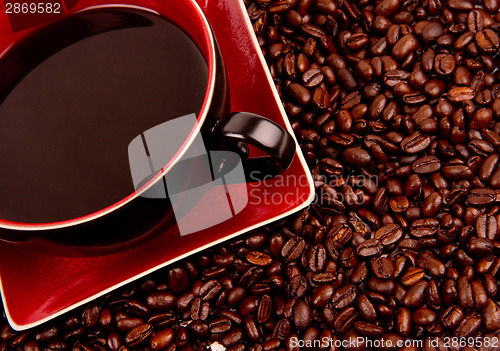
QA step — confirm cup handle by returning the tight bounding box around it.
[213,112,296,171]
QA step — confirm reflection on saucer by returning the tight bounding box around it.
[129,114,248,235]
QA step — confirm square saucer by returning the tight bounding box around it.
[0,0,315,330]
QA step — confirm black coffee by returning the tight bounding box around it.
[0,8,208,223]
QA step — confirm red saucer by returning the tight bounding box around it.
[0,0,314,330]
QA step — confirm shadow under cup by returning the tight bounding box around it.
[0,2,224,254]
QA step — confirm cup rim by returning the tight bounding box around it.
[0,0,217,231]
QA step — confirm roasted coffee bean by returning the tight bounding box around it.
[340,246,357,269]
[427,279,442,308]
[34,324,59,342]
[370,256,394,279]
[476,214,499,240]
[301,23,325,38]
[469,139,495,156]
[476,29,500,53]
[484,274,498,299]
[268,1,289,13]
[455,313,482,337]
[467,237,493,257]
[325,223,352,251]
[82,304,100,327]
[389,195,409,213]
[396,307,412,337]
[106,332,122,351]
[244,316,261,342]
[333,307,357,332]
[311,284,333,309]
[146,291,176,311]
[471,280,488,309]
[374,0,400,16]
[424,79,446,99]
[302,68,323,87]
[331,285,357,309]
[356,239,382,257]
[221,328,243,348]
[457,276,474,310]
[403,91,427,105]
[293,300,312,330]
[413,307,436,326]
[442,305,464,329]
[342,147,372,167]
[284,52,297,79]
[373,187,388,213]
[410,219,439,238]
[417,252,446,277]
[246,251,273,266]
[328,132,354,147]
[350,261,368,285]
[392,34,419,60]
[468,10,484,33]
[402,280,428,308]
[375,224,403,246]
[467,188,497,206]
[125,324,153,347]
[257,295,272,323]
[354,321,384,337]
[307,244,326,272]
[272,318,291,341]
[346,33,369,51]
[150,328,174,350]
[165,269,189,294]
[336,68,358,91]
[412,156,441,174]
[227,287,246,308]
[3,326,21,342]
[422,192,443,217]
[448,87,476,102]
[384,70,409,88]
[479,154,499,182]
[435,54,456,76]
[199,280,222,301]
[422,22,444,43]
[491,168,500,188]
[147,313,176,329]
[281,236,306,261]
[401,131,431,154]
[117,317,144,332]
[218,309,242,326]
[190,297,210,321]
[401,267,425,286]
[341,91,361,110]
[367,277,395,295]
[288,275,307,298]
[356,294,377,323]
[239,295,259,317]
[482,299,500,330]
[288,83,312,106]
[442,164,474,180]
[312,86,330,110]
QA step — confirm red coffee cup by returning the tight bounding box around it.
[0,0,296,255]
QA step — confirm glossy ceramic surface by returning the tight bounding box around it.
[0,0,315,330]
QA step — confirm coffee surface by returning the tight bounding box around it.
[0,9,208,223]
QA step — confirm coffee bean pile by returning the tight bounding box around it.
[1,0,500,350]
